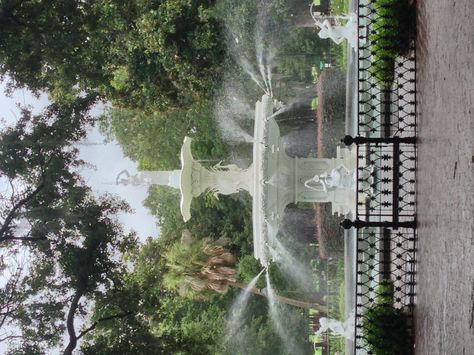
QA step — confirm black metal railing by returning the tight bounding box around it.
[357,0,416,138]
[352,227,416,353]
[342,0,418,353]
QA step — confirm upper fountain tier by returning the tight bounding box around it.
[251,94,294,266]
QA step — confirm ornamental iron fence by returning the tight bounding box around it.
[342,0,418,354]
[352,227,416,354]
[357,0,416,138]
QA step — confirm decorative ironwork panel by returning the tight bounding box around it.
[353,228,416,354]
[356,142,416,223]
[357,0,416,138]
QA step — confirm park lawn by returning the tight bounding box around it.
[330,0,349,14]
[309,259,346,354]
[329,0,350,71]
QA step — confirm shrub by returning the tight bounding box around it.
[369,0,414,88]
[362,279,411,355]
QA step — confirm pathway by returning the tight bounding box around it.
[415,0,474,354]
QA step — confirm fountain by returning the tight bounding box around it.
[116,94,356,267]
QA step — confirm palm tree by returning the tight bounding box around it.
[163,235,327,313]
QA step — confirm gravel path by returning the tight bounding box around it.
[415,0,474,354]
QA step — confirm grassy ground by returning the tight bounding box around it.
[329,0,350,71]
[309,259,346,354]
[308,2,350,352]
[330,0,349,14]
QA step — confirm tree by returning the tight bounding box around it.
[3,187,138,355]
[0,98,144,354]
[0,0,227,110]
[144,186,253,259]
[81,238,227,354]
[163,238,327,312]
[79,263,165,355]
[99,100,228,170]
[0,252,28,344]
[0,96,95,245]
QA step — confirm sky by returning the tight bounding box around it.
[0,83,160,241]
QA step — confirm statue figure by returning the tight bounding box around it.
[304,174,328,192]
[315,311,355,340]
[313,13,358,49]
[115,169,145,186]
[304,164,356,192]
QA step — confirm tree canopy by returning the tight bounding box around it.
[0,103,139,353]
[0,0,227,110]
[98,100,228,170]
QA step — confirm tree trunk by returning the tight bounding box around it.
[63,289,84,355]
[230,281,327,314]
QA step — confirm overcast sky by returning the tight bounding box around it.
[0,83,159,240]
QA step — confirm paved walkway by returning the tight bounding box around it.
[415,0,474,354]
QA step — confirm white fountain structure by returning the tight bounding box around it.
[117,94,357,266]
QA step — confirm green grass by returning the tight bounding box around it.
[338,41,348,71]
[327,0,350,71]
[329,0,349,15]
[338,280,345,319]
[311,66,319,83]
[309,259,347,354]
[329,336,345,354]
[326,260,346,354]
[326,259,345,319]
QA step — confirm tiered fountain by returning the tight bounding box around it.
[116,94,357,266]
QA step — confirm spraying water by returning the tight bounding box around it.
[224,16,268,95]
[233,52,268,94]
[223,0,276,97]
[214,85,255,144]
[215,114,254,144]
[255,7,271,95]
[268,236,314,291]
[270,89,316,118]
[265,270,302,355]
[225,268,266,341]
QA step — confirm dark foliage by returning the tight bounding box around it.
[362,280,411,355]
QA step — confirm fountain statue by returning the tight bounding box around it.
[315,311,356,340]
[117,95,357,266]
[304,164,356,192]
[116,169,181,188]
[310,4,358,49]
